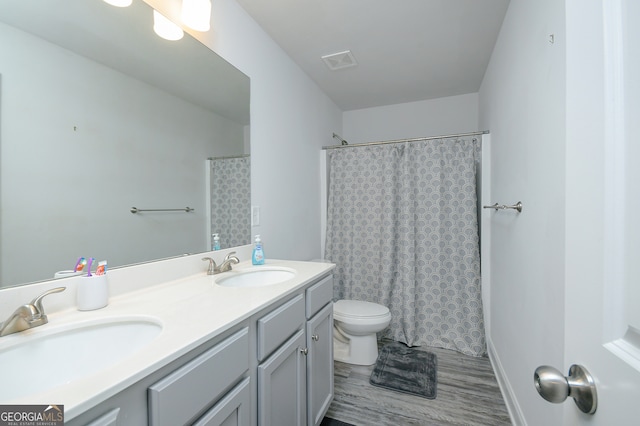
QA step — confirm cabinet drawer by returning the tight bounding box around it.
[194,377,251,426]
[305,275,333,319]
[85,408,120,426]
[148,328,249,426]
[257,294,304,361]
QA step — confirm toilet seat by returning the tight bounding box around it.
[334,300,390,320]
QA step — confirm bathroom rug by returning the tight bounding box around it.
[320,417,355,426]
[369,341,437,399]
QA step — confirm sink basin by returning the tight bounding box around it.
[216,267,296,288]
[0,317,162,401]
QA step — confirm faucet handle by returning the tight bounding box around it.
[224,252,239,263]
[30,287,66,317]
[202,257,217,275]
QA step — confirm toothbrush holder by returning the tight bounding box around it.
[77,274,109,311]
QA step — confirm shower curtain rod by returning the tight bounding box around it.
[322,130,489,150]
[208,154,250,160]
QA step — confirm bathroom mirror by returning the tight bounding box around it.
[0,0,251,288]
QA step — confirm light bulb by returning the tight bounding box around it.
[103,0,133,7]
[182,0,212,32]
[153,10,184,41]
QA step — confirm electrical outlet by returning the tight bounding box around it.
[252,206,260,226]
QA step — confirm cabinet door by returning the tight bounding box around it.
[306,303,334,426]
[193,377,251,426]
[258,329,306,426]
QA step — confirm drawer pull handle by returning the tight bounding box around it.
[300,347,308,355]
[311,334,319,342]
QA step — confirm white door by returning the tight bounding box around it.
[562,0,640,423]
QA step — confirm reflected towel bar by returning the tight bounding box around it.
[483,202,523,213]
[130,207,194,214]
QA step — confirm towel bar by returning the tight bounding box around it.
[130,207,194,214]
[483,202,523,213]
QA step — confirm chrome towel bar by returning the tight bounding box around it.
[483,202,523,213]
[130,207,194,214]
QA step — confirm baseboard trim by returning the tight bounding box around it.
[486,335,527,426]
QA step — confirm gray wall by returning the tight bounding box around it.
[343,93,479,143]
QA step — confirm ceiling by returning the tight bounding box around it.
[235,0,510,111]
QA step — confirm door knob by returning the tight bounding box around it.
[311,334,319,341]
[534,364,597,414]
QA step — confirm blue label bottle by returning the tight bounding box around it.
[252,235,265,265]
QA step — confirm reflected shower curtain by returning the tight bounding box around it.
[209,156,251,249]
[325,138,486,357]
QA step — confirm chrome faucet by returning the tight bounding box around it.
[202,252,240,275]
[0,287,66,337]
[218,252,240,272]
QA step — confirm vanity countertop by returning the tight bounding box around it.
[0,259,335,420]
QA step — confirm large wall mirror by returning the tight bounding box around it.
[0,0,251,288]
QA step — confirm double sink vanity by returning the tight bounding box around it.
[0,247,335,426]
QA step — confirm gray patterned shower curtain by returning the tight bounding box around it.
[324,137,486,357]
[209,156,251,249]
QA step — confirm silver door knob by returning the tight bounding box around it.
[300,347,308,355]
[534,364,597,414]
[311,334,319,341]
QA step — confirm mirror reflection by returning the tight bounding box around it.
[0,0,251,288]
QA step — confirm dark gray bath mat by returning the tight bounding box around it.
[369,341,437,399]
[320,417,355,426]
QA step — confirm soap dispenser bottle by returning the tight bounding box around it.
[213,233,220,251]
[252,235,265,265]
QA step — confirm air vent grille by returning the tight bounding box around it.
[321,50,358,71]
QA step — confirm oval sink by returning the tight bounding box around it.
[0,317,162,401]
[216,267,296,288]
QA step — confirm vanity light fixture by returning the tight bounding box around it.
[102,0,133,7]
[153,10,184,41]
[181,0,212,32]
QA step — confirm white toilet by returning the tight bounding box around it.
[333,300,391,365]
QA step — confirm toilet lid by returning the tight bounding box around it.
[334,300,390,318]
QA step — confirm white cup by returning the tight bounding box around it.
[77,274,109,311]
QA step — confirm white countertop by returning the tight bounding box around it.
[0,258,334,420]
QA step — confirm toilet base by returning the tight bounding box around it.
[333,333,379,365]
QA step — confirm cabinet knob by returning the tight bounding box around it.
[311,334,319,342]
[300,347,308,355]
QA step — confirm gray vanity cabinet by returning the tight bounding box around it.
[64,272,334,426]
[257,274,334,426]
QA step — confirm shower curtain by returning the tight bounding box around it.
[324,137,486,357]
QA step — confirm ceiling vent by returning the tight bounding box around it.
[321,50,358,71]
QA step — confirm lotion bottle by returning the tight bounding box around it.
[213,233,220,251]
[252,235,265,265]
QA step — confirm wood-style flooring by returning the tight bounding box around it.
[325,341,512,426]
